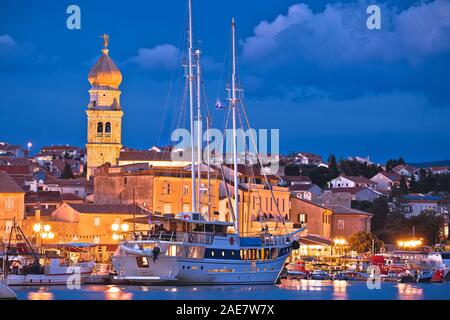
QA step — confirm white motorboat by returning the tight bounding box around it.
[5,256,95,286]
[111,241,179,283]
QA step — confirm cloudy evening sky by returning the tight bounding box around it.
[0,0,449,163]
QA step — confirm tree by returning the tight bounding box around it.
[61,162,74,179]
[348,231,384,254]
[399,176,409,195]
[368,197,390,232]
[284,164,300,176]
[386,157,405,172]
[406,211,446,245]
[328,154,339,180]
[409,173,420,193]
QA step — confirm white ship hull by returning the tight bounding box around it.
[175,253,290,284]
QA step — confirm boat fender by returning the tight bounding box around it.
[152,246,161,262]
[291,240,300,250]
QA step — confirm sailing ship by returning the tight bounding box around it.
[113,0,303,285]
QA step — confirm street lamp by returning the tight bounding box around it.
[111,223,129,242]
[33,223,55,253]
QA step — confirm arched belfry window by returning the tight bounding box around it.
[97,122,103,137]
[105,122,111,136]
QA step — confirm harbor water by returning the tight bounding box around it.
[11,279,450,300]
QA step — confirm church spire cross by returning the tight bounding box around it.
[100,33,109,55]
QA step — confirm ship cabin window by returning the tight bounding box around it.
[191,223,227,236]
[136,256,149,268]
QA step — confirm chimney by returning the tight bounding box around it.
[35,208,41,221]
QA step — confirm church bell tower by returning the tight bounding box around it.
[86,34,123,179]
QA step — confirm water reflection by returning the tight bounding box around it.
[27,287,54,300]
[397,284,423,300]
[104,285,133,300]
[332,280,348,300]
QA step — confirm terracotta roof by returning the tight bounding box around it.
[41,145,81,152]
[299,234,332,246]
[61,193,84,201]
[289,184,318,191]
[25,191,63,203]
[340,176,377,184]
[118,150,174,162]
[0,165,30,175]
[376,171,402,182]
[327,186,380,195]
[327,205,373,216]
[67,203,150,215]
[0,171,25,193]
[282,175,311,183]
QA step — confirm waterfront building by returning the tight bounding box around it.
[329,205,373,240]
[86,35,123,179]
[0,171,25,242]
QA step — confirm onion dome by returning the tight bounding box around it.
[88,34,122,88]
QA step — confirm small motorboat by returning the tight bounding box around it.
[334,271,368,281]
[398,271,416,283]
[416,270,433,283]
[6,257,95,286]
[111,241,179,284]
[309,270,332,280]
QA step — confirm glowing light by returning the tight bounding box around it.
[33,223,41,233]
[48,232,55,240]
[41,233,47,239]
[27,142,32,148]
[120,223,129,232]
[111,223,120,232]
[43,224,51,232]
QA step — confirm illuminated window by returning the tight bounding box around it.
[94,217,100,226]
[183,184,189,196]
[338,220,345,230]
[162,183,171,195]
[5,197,13,210]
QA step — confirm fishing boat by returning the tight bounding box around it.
[5,256,95,286]
[2,221,95,286]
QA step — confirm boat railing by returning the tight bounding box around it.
[261,235,290,246]
[130,231,214,244]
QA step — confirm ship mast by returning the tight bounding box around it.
[196,49,202,215]
[231,18,239,237]
[187,0,197,212]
